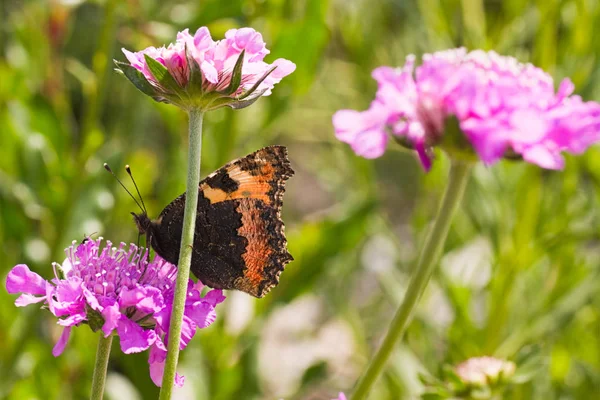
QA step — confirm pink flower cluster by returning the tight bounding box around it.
[5,238,225,387]
[455,356,516,386]
[333,48,600,170]
[122,27,295,98]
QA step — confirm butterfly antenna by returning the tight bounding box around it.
[125,165,147,214]
[103,163,145,214]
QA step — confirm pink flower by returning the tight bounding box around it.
[118,27,295,111]
[332,393,347,400]
[333,48,600,170]
[5,238,225,387]
[455,356,516,386]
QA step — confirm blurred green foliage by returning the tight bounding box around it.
[1,0,600,399]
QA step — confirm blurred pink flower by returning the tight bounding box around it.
[333,392,347,400]
[333,48,600,170]
[118,27,295,110]
[455,356,516,386]
[5,238,225,387]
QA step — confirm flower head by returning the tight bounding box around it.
[333,48,600,170]
[5,238,225,387]
[421,356,519,399]
[455,356,516,386]
[117,26,295,111]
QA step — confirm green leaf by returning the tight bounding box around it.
[228,91,266,109]
[143,54,183,96]
[237,65,276,100]
[218,49,245,96]
[114,60,157,98]
[203,88,266,111]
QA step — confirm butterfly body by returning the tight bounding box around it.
[133,145,294,298]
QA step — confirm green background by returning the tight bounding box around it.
[1,0,599,399]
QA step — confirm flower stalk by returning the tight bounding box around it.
[90,335,113,400]
[159,109,204,398]
[351,160,471,400]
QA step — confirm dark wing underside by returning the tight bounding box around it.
[151,145,294,297]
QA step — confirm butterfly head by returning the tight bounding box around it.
[131,212,152,235]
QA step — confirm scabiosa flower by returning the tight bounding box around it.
[5,237,225,387]
[333,48,600,170]
[116,26,295,111]
[421,356,519,399]
[455,356,516,386]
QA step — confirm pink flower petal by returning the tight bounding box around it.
[202,289,226,307]
[122,48,142,67]
[14,293,47,307]
[178,315,196,349]
[333,110,364,143]
[230,28,255,50]
[414,140,432,171]
[57,312,86,327]
[52,326,72,357]
[509,110,548,144]
[192,27,214,51]
[116,317,156,354]
[50,277,84,318]
[119,286,164,314]
[83,287,101,311]
[187,301,217,329]
[153,302,173,333]
[152,337,167,355]
[101,301,121,337]
[556,78,575,101]
[175,373,185,387]
[149,360,165,386]
[522,145,565,169]
[6,264,47,295]
[351,129,389,159]
[191,279,205,290]
[201,61,218,84]
[148,345,185,388]
[269,58,296,79]
[149,341,167,364]
[54,277,83,303]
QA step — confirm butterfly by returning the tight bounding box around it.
[112,146,294,298]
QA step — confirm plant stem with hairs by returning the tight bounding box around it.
[159,109,204,399]
[90,335,113,400]
[352,161,472,400]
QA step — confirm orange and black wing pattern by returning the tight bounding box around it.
[152,145,294,297]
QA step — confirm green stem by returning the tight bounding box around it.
[159,109,204,398]
[90,335,113,400]
[351,161,472,400]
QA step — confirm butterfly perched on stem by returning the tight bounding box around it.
[108,146,294,298]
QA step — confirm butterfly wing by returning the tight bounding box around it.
[151,145,294,297]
